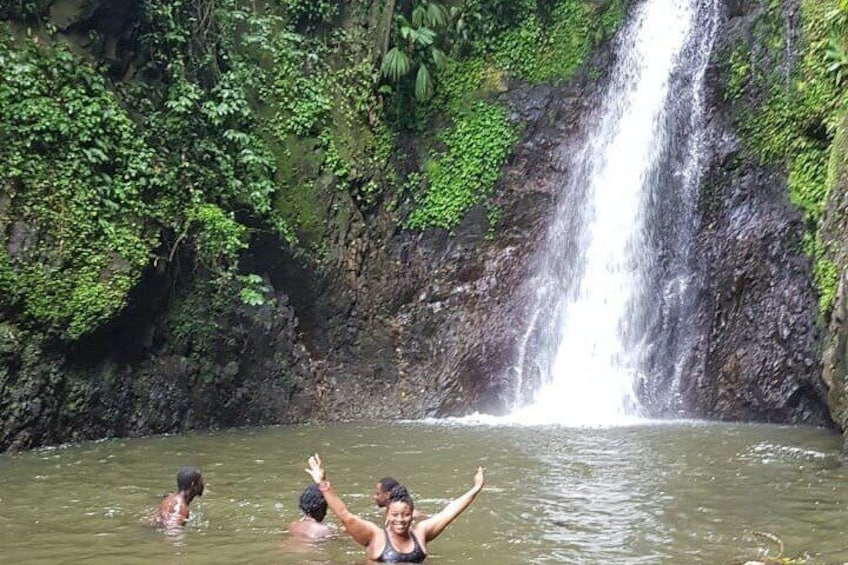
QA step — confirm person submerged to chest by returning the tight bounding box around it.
[304,453,485,564]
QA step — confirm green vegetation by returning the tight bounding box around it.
[0,0,388,339]
[0,35,158,339]
[720,0,848,315]
[481,0,622,83]
[824,0,848,86]
[380,0,450,102]
[0,0,627,338]
[405,100,517,229]
[166,275,234,359]
[723,48,750,102]
[394,0,626,230]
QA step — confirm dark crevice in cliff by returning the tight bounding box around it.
[63,239,185,367]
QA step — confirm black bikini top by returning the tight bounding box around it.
[376,529,427,563]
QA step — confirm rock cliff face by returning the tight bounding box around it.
[682,143,830,425]
[282,0,836,428]
[303,0,842,428]
[0,0,842,452]
[676,0,833,427]
[0,260,318,451]
[820,116,848,443]
[290,79,590,419]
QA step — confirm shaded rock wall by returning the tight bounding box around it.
[0,271,316,451]
[678,0,833,426]
[821,114,848,443]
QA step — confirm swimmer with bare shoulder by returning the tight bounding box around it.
[306,453,485,563]
[152,466,204,529]
[287,484,333,540]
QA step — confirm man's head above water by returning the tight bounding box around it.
[176,466,204,501]
[299,484,328,522]
[373,477,401,508]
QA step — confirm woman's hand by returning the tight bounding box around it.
[306,453,325,484]
[473,466,485,492]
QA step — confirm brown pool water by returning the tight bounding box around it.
[1,420,846,564]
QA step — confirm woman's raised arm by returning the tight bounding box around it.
[305,453,380,547]
[417,466,485,542]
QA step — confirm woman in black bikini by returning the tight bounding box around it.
[305,453,485,563]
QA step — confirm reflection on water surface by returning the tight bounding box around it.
[0,420,846,564]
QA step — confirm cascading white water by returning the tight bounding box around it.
[507,0,718,426]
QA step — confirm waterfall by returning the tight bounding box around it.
[507,0,719,426]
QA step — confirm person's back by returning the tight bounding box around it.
[287,484,332,541]
[154,492,187,527]
[152,466,204,529]
[288,517,332,540]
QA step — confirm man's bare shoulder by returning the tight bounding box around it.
[153,493,188,526]
[288,519,333,540]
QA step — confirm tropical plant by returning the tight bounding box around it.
[824,36,848,85]
[447,4,482,56]
[380,0,450,101]
[824,1,848,85]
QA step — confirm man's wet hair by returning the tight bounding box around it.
[377,477,400,493]
[387,484,414,511]
[299,484,328,522]
[177,467,203,492]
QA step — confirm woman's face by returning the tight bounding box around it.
[385,501,413,534]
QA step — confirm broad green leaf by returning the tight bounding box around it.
[431,47,448,69]
[415,64,433,101]
[411,27,436,47]
[380,47,412,82]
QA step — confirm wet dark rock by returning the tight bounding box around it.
[676,0,832,427]
[820,111,848,436]
[7,220,37,260]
